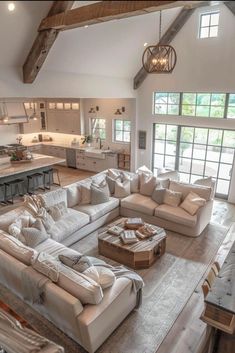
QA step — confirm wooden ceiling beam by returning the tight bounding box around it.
[38,1,206,32]
[133,1,210,89]
[23,1,74,84]
[224,1,235,15]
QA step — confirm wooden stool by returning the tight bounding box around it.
[43,168,61,190]
[0,184,7,205]
[27,173,45,195]
[4,179,25,204]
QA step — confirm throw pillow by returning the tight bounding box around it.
[37,207,55,231]
[114,179,131,198]
[139,173,159,196]
[59,249,92,273]
[151,188,166,204]
[22,219,49,248]
[106,175,121,194]
[8,213,36,244]
[32,252,59,282]
[91,181,110,205]
[66,184,81,208]
[79,184,91,205]
[108,169,121,179]
[122,172,139,193]
[160,178,170,189]
[163,189,182,207]
[47,201,68,221]
[180,191,206,215]
[83,266,115,289]
[136,165,153,175]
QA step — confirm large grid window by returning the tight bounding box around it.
[154,92,180,115]
[153,124,235,198]
[199,12,219,39]
[91,118,106,139]
[114,119,131,143]
[182,93,226,118]
[227,94,235,119]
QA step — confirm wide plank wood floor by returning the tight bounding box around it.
[0,165,234,353]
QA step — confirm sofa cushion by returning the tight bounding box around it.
[57,263,103,305]
[139,173,159,196]
[32,252,59,282]
[35,238,81,259]
[8,212,36,244]
[22,219,50,248]
[163,189,182,207]
[74,197,119,222]
[121,193,158,216]
[155,204,197,227]
[122,172,139,193]
[180,191,206,216]
[79,183,92,205]
[169,180,212,201]
[83,266,115,289]
[47,208,90,242]
[59,250,92,273]
[0,230,36,265]
[64,183,81,208]
[39,189,68,208]
[47,201,68,221]
[114,179,131,198]
[91,181,110,205]
[152,188,166,204]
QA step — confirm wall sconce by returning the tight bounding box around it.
[89,106,99,113]
[114,107,125,115]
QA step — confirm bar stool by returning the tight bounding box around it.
[4,179,25,204]
[0,184,7,205]
[27,173,45,195]
[43,168,61,190]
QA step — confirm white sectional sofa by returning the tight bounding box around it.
[0,168,214,352]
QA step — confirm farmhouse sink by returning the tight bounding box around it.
[84,149,106,159]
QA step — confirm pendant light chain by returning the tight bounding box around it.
[159,11,162,41]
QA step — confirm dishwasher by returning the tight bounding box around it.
[66,148,77,168]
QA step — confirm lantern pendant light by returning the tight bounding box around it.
[142,11,177,74]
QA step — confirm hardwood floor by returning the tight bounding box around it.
[0,165,234,353]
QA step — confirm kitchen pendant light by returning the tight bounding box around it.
[142,11,177,74]
[30,102,38,120]
[0,101,9,123]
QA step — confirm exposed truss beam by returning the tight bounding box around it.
[23,1,74,83]
[224,1,235,15]
[38,1,205,32]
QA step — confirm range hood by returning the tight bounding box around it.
[0,102,28,125]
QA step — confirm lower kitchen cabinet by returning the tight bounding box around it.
[76,151,117,172]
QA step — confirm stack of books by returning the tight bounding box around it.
[108,225,124,236]
[125,218,144,229]
[136,224,163,239]
[120,230,139,244]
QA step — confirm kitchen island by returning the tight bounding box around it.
[0,154,65,201]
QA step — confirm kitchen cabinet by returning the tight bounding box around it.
[76,150,117,172]
[20,102,47,133]
[40,145,67,166]
[46,103,82,135]
[27,144,43,154]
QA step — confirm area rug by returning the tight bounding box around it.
[0,222,229,353]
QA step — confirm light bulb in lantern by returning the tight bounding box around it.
[152,58,158,65]
[8,2,15,11]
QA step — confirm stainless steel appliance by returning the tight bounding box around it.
[66,148,77,168]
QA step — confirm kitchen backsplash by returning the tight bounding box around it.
[0,125,19,145]
[20,132,84,146]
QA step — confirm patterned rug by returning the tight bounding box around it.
[0,222,229,353]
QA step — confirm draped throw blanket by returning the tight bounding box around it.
[21,267,50,304]
[95,263,144,308]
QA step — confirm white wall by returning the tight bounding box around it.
[135,4,235,202]
[0,67,135,98]
[83,98,136,169]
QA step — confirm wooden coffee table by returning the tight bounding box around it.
[98,218,166,269]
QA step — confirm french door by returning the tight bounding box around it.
[153,124,235,199]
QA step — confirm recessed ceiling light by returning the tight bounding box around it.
[144,42,148,47]
[8,2,15,11]
[84,25,89,28]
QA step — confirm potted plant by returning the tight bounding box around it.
[82,135,93,147]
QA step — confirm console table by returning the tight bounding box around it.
[201,241,235,352]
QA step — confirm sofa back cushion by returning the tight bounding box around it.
[169,180,212,201]
[0,208,34,233]
[64,183,81,208]
[39,189,68,209]
[22,219,50,248]
[0,230,36,265]
[163,189,182,207]
[140,173,159,196]
[91,181,110,205]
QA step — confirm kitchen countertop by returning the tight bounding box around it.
[24,142,119,154]
[0,153,65,178]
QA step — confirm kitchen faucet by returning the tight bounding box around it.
[96,137,103,150]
